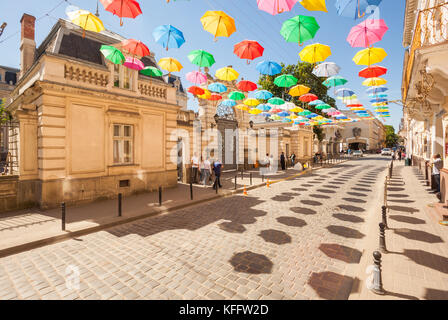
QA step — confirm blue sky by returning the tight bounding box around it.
[0,0,405,131]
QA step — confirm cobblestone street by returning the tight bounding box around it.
[0,156,446,300]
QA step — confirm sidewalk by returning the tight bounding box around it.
[350,160,448,300]
[0,160,347,258]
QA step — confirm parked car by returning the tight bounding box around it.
[381,148,392,156]
[352,150,363,157]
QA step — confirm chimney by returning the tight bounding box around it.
[19,14,36,79]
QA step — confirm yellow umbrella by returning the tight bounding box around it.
[372,102,388,107]
[248,108,262,115]
[353,47,387,66]
[158,57,183,75]
[69,9,105,38]
[200,11,236,41]
[198,89,211,99]
[299,43,331,64]
[300,0,328,12]
[244,98,260,107]
[289,85,310,97]
[290,106,304,113]
[236,104,250,111]
[215,67,239,81]
[350,107,366,110]
[289,114,298,119]
[362,77,388,86]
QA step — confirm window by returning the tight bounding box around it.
[123,66,132,90]
[113,65,133,90]
[113,124,133,164]
[113,64,120,88]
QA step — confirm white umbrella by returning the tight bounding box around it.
[312,62,340,78]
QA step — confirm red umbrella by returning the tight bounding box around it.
[208,93,223,101]
[347,103,364,107]
[358,65,387,78]
[237,80,258,92]
[100,0,142,26]
[120,39,150,57]
[299,93,318,102]
[188,86,205,96]
[233,40,264,64]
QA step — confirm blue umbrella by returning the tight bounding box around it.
[261,112,271,117]
[221,99,236,107]
[335,88,355,97]
[369,98,388,103]
[306,113,319,118]
[254,90,273,100]
[366,86,388,94]
[257,104,272,112]
[256,60,282,75]
[208,82,227,93]
[335,0,382,19]
[153,25,185,50]
[369,93,388,98]
[282,118,292,123]
[277,111,290,117]
[309,99,324,106]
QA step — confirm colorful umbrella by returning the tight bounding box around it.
[290,106,304,112]
[366,86,388,94]
[68,9,105,38]
[153,24,185,51]
[215,67,239,81]
[299,43,331,64]
[257,104,272,112]
[186,71,207,85]
[256,60,282,75]
[278,111,291,117]
[208,82,227,93]
[200,11,236,41]
[299,0,328,12]
[237,80,258,92]
[249,108,262,115]
[229,91,246,101]
[100,0,142,26]
[359,65,387,78]
[335,0,382,19]
[123,56,144,70]
[347,19,388,48]
[140,66,163,77]
[188,86,205,96]
[254,90,273,100]
[236,104,250,111]
[323,76,347,88]
[289,85,310,97]
[121,39,150,57]
[188,50,215,68]
[234,40,264,64]
[158,57,183,74]
[100,45,125,64]
[198,89,211,100]
[280,15,320,46]
[257,0,299,15]
[335,88,356,97]
[312,62,340,77]
[353,47,387,66]
[299,93,318,102]
[221,99,237,107]
[369,93,388,98]
[299,110,312,116]
[268,97,285,105]
[309,99,324,106]
[315,103,331,110]
[274,74,298,87]
[363,77,387,86]
[244,98,260,106]
[209,93,223,102]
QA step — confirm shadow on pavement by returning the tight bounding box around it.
[307,271,354,300]
[337,204,366,213]
[290,207,317,215]
[389,215,425,225]
[393,229,444,244]
[319,243,362,263]
[276,217,307,227]
[332,213,364,223]
[326,225,365,239]
[258,229,292,245]
[229,251,273,274]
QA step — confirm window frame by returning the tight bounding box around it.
[112,123,134,165]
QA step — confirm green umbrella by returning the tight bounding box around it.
[188,50,216,68]
[315,103,331,110]
[299,110,312,116]
[274,74,298,88]
[268,97,285,105]
[322,76,347,88]
[280,15,320,46]
[229,91,246,101]
[140,66,163,77]
[100,45,125,65]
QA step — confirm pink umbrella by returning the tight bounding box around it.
[257,0,298,15]
[327,111,341,116]
[123,56,144,70]
[346,19,389,48]
[186,71,207,85]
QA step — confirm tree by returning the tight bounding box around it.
[385,125,399,147]
[0,98,11,124]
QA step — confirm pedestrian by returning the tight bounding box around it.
[269,154,274,172]
[280,152,286,171]
[213,159,223,189]
[202,157,212,186]
[391,151,395,161]
[347,148,351,155]
[290,152,296,167]
[431,154,443,199]
[191,152,199,183]
[199,156,206,186]
[398,150,402,161]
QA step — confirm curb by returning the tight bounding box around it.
[0,159,350,258]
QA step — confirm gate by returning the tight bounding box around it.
[0,121,19,175]
[215,102,238,170]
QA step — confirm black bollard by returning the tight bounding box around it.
[241,169,243,180]
[250,173,252,185]
[190,182,193,200]
[235,175,237,190]
[118,193,122,216]
[379,222,387,253]
[381,205,388,229]
[159,187,162,206]
[370,251,386,295]
[61,202,66,231]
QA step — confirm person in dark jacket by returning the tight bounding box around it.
[212,160,223,189]
[280,152,286,170]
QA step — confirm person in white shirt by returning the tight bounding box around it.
[202,158,212,186]
[191,153,199,183]
[431,154,443,197]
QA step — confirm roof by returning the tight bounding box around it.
[403,0,419,47]
[0,65,20,73]
[164,74,185,93]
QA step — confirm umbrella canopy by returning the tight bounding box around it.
[237,80,258,92]
[153,24,185,51]
[215,67,239,81]
[123,56,144,70]
[234,40,264,63]
[278,111,291,117]
[188,86,205,96]
[256,60,282,75]
[289,85,310,97]
[369,93,388,98]
[268,97,285,105]
[299,0,327,12]
[221,99,237,107]
[299,43,331,64]
[363,77,387,86]
[158,57,183,73]
[369,98,388,103]
[353,47,387,66]
[290,106,304,112]
[236,104,250,111]
[335,0,382,19]
[69,9,105,38]
[335,88,356,97]
[100,0,142,26]
[244,98,260,106]
[209,93,223,101]
[299,93,318,102]
[186,71,207,85]
[323,76,347,88]
[312,62,340,77]
[200,11,236,41]
[359,65,387,78]
[229,91,246,101]
[274,74,298,87]
[188,50,215,68]
[366,86,388,94]
[309,99,324,106]
[270,107,283,113]
[208,82,227,93]
[249,108,262,115]
[140,66,163,77]
[280,15,320,46]
[347,19,388,48]
[254,90,273,100]
[121,39,150,57]
[198,89,211,100]
[100,45,125,64]
[299,110,312,116]
[315,103,331,110]
[257,0,299,15]
[257,104,272,112]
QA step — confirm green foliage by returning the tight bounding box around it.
[313,126,325,142]
[385,125,399,147]
[0,98,11,124]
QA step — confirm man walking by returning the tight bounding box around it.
[280,152,286,171]
[191,152,199,183]
[431,154,443,199]
[213,159,223,190]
